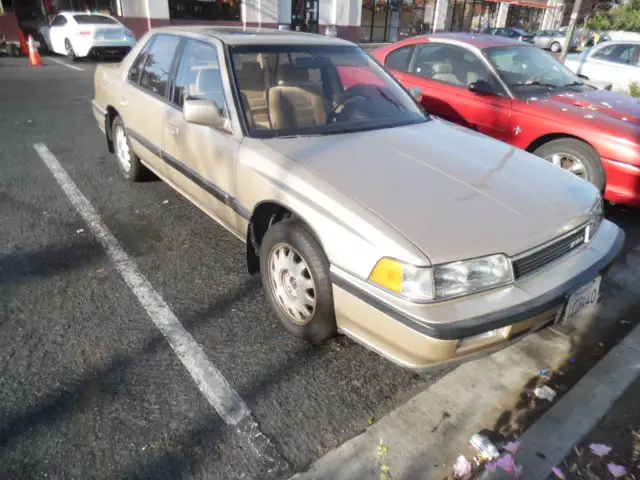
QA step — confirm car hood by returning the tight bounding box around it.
[543,89,640,124]
[261,120,597,265]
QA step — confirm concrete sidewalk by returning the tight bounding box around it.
[290,244,640,480]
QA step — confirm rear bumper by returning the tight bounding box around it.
[74,38,135,57]
[331,221,624,371]
[603,158,640,209]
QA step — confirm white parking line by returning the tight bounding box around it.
[33,143,287,474]
[47,57,85,72]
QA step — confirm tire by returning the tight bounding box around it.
[259,220,337,344]
[533,138,605,191]
[550,42,561,53]
[38,34,49,55]
[7,43,20,57]
[64,38,77,62]
[111,115,148,182]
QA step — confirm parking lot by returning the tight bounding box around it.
[1,54,639,479]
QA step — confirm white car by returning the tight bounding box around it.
[38,12,136,61]
[564,40,640,93]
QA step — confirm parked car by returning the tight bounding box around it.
[531,29,578,53]
[564,40,640,93]
[373,32,640,209]
[38,11,136,61]
[483,27,534,44]
[93,26,623,371]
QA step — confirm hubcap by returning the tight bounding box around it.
[268,243,316,325]
[544,152,587,180]
[114,125,132,172]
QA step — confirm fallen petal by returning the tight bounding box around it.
[551,466,565,479]
[607,463,627,478]
[504,441,521,454]
[453,455,472,478]
[496,454,516,473]
[589,443,612,457]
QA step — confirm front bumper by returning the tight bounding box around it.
[331,220,624,371]
[603,158,640,209]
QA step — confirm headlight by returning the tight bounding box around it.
[368,254,513,302]
[587,194,604,241]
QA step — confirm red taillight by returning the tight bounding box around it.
[77,30,92,36]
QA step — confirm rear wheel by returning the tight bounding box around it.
[533,138,605,191]
[111,115,148,182]
[64,38,77,62]
[259,220,337,344]
[550,41,561,53]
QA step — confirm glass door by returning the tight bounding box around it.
[291,0,319,33]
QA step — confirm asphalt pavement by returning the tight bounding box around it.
[1,54,639,480]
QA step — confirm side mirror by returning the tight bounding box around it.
[408,86,423,102]
[468,80,497,96]
[183,98,226,129]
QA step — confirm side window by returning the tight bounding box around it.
[592,44,636,65]
[384,45,414,72]
[128,37,155,84]
[410,44,497,90]
[51,15,67,26]
[172,39,228,119]
[138,34,181,97]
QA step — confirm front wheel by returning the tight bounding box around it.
[259,220,337,344]
[550,42,561,53]
[533,138,605,191]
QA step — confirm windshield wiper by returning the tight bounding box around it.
[513,81,558,88]
[563,81,585,87]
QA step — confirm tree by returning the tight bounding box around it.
[586,0,640,31]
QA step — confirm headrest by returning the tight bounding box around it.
[197,67,223,92]
[236,60,262,79]
[432,63,454,74]
[277,64,310,85]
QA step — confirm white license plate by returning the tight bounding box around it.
[561,276,602,324]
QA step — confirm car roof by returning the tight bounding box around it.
[422,32,527,49]
[149,26,355,46]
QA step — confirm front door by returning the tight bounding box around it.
[163,38,240,231]
[401,42,511,141]
[122,33,181,176]
[47,14,68,53]
[580,43,640,92]
[291,0,319,34]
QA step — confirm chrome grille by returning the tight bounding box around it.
[513,226,587,279]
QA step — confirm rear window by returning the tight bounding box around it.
[73,14,119,25]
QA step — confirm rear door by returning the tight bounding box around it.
[163,38,241,231]
[388,42,511,140]
[122,33,182,176]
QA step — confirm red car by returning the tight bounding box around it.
[372,33,640,209]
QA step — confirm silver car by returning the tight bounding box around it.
[92,26,624,371]
[532,30,578,53]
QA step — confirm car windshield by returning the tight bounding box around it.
[73,14,119,25]
[511,28,528,36]
[229,45,428,138]
[485,45,588,95]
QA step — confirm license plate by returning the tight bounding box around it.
[561,276,602,324]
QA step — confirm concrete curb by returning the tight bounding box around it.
[515,324,640,479]
[290,244,640,480]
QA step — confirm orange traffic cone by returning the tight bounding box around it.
[19,29,29,56]
[27,35,44,67]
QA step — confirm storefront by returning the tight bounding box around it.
[443,0,499,32]
[505,2,546,31]
[360,0,437,43]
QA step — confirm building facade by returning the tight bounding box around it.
[1,0,565,46]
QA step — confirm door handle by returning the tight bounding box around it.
[167,124,179,136]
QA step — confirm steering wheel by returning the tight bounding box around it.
[327,85,371,124]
